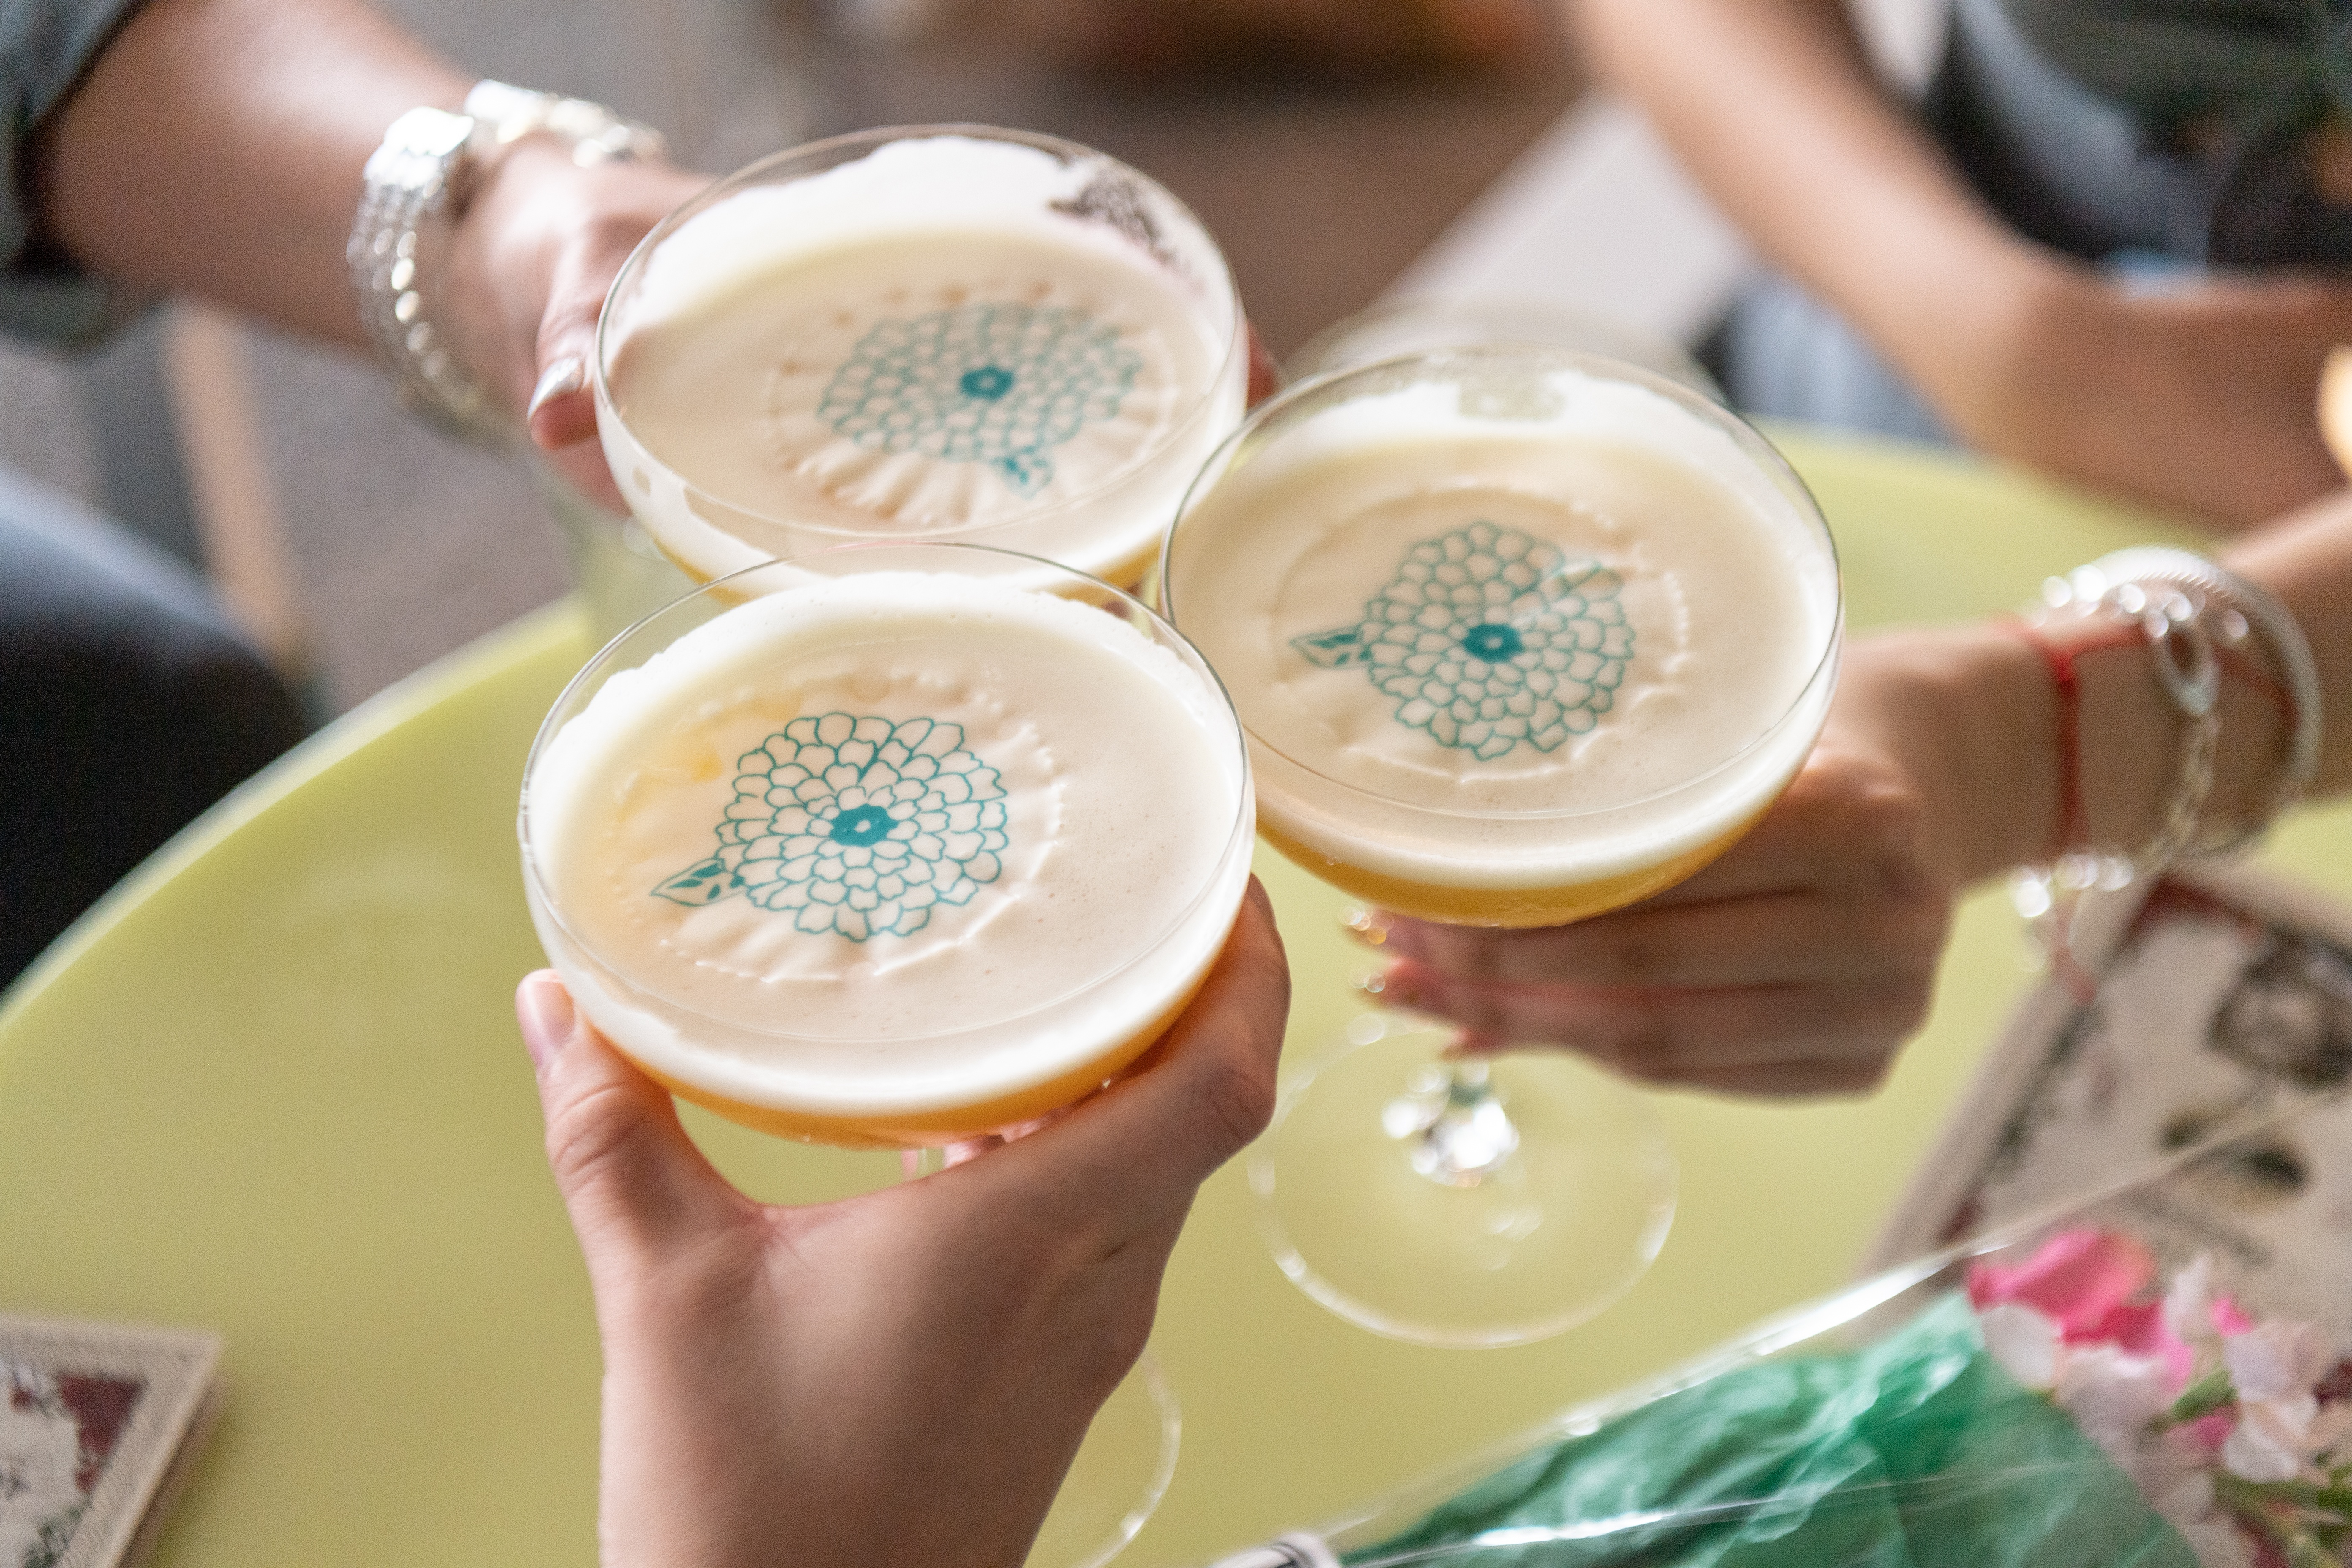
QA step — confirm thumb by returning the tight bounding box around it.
[515,972,742,1277]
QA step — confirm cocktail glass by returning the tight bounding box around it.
[594,125,1247,591]
[1286,295,1719,397]
[1161,348,1841,1347]
[520,542,1255,1564]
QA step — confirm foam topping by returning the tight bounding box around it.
[526,572,1250,1110]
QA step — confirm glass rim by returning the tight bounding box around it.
[518,539,1257,1048]
[591,122,1248,544]
[1285,294,1721,398]
[1158,344,1845,825]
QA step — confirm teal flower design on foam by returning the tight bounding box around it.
[1292,521,1634,760]
[655,713,1008,942]
[817,302,1143,496]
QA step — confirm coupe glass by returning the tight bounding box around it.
[520,542,1255,1565]
[1286,295,1719,397]
[1161,348,1841,1347]
[593,125,1247,590]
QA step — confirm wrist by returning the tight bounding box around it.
[436,137,583,402]
[348,83,665,438]
[2065,568,2301,859]
[1831,625,2058,889]
[2009,611,2176,867]
[1998,555,2309,883]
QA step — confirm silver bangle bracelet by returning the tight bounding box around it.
[347,82,665,441]
[2039,546,2322,868]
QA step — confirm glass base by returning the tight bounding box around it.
[1252,1015,1677,1348]
[1026,1351,1180,1568]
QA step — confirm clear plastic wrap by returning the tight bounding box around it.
[1209,1092,2352,1568]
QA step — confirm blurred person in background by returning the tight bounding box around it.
[1571,0,2352,532]
[0,0,699,985]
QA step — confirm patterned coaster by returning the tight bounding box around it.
[0,1318,220,1568]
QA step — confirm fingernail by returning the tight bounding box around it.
[1339,906,1394,947]
[528,357,586,420]
[517,972,576,1073]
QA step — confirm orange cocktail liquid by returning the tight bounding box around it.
[625,966,1216,1149]
[1256,804,1769,930]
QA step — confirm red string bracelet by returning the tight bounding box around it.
[1999,616,2140,863]
[1993,615,2287,860]
[1997,616,2142,1002]
[1996,607,2284,1002]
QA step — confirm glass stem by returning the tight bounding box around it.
[1410,1056,1520,1187]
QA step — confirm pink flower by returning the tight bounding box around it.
[2216,1323,2352,1485]
[1970,1230,2156,1337]
[2224,1323,2336,1405]
[1970,1230,2169,1339]
[2185,1410,2237,1454]
[2055,1343,2177,1455]
[1973,1238,2352,1568]
[1972,1231,2207,1394]
[2100,1300,2198,1392]
[2221,1394,2325,1484]
[1979,1302,2061,1391]
[2163,1255,2254,1344]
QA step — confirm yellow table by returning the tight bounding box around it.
[3,434,2347,1567]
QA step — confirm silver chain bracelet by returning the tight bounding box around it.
[2010,546,2322,948]
[347,82,665,441]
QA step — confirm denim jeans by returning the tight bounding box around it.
[0,464,307,985]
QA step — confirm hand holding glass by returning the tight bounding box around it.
[1161,348,1842,1345]
[520,543,1255,1562]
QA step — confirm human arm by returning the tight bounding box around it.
[1564,0,2352,529]
[1375,495,2352,1094]
[27,0,1288,506]
[27,0,705,502]
[514,879,1288,1568]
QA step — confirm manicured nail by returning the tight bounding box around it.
[1339,906,1393,946]
[528,357,586,420]
[517,972,576,1073]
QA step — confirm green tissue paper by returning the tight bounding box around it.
[1348,1293,2199,1568]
